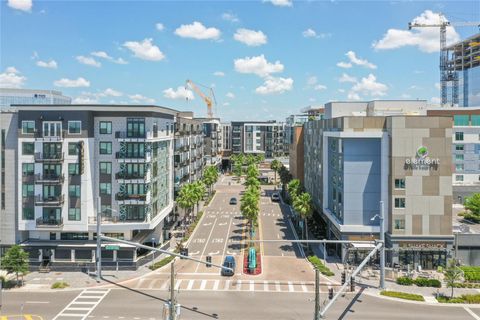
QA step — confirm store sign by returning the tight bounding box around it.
[404,146,439,171]
[399,242,446,249]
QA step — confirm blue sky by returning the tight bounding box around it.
[1,0,479,121]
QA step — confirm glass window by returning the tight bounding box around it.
[22,163,34,176]
[455,164,464,171]
[42,121,62,137]
[22,121,35,134]
[455,132,464,141]
[61,232,88,240]
[395,179,405,189]
[22,142,34,155]
[99,121,112,134]
[100,183,111,195]
[101,205,112,217]
[472,115,480,126]
[100,162,112,174]
[454,115,469,126]
[68,208,81,221]
[475,144,480,155]
[456,144,464,151]
[68,143,78,155]
[455,154,464,161]
[22,208,34,220]
[68,163,80,175]
[455,175,464,182]
[394,198,405,209]
[126,118,145,138]
[394,219,405,230]
[22,184,34,197]
[69,185,80,197]
[99,142,112,154]
[68,121,81,134]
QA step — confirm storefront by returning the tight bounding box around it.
[395,242,451,270]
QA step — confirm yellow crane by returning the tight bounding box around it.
[185,79,216,118]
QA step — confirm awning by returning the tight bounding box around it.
[350,243,376,250]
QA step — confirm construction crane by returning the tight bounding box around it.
[185,80,216,118]
[408,15,479,106]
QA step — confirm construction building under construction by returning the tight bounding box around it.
[445,33,480,107]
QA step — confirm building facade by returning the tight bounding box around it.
[0,88,72,108]
[1,104,176,267]
[197,118,222,167]
[220,123,232,156]
[231,121,285,158]
[289,126,304,184]
[304,101,454,269]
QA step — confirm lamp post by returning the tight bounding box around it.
[370,201,385,289]
[96,196,102,282]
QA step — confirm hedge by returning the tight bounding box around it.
[437,294,480,304]
[460,266,480,282]
[396,276,441,288]
[307,256,334,276]
[396,277,414,286]
[380,290,425,301]
[452,282,480,289]
[149,255,175,271]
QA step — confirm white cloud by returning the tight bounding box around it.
[234,28,267,47]
[91,51,128,64]
[102,88,123,97]
[372,10,460,53]
[76,55,101,67]
[307,76,317,86]
[339,73,357,83]
[129,94,155,104]
[174,21,221,40]
[338,89,346,93]
[223,102,230,106]
[255,76,293,95]
[226,92,235,99]
[234,54,284,77]
[431,97,441,104]
[213,71,225,77]
[435,82,441,90]
[54,77,90,88]
[263,0,292,7]
[123,39,165,61]
[347,92,361,100]
[36,60,57,69]
[309,98,316,102]
[314,84,327,91]
[302,28,331,39]
[350,74,388,97]
[163,86,194,100]
[401,93,411,99]
[0,66,26,88]
[222,12,239,23]
[156,23,165,31]
[73,96,98,104]
[336,62,352,69]
[7,0,32,12]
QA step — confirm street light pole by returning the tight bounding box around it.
[96,196,102,281]
[379,200,385,290]
[314,268,320,320]
[170,260,176,320]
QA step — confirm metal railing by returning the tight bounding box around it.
[88,216,147,224]
[115,193,146,201]
[36,217,64,227]
[35,173,64,183]
[34,152,64,161]
[34,194,64,205]
[115,172,146,179]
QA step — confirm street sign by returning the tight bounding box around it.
[106,245,120,251]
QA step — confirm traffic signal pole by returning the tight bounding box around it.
[170,261,175,320]
[314,268,320,320]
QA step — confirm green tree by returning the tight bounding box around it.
[465,193,480,216]
[255,154,265,164]
[177,183,195,218]
[246,164,259,180]
[444,259,463,298]
[270,159,281,185]
[1,245,29,284]
[293,192,313,242]
[241,186,260,239]
[245,176,260,191]
[203,166,219,195]
[191,181,206,215]
[287,179,301,201]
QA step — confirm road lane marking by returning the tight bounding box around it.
[301,282,308,292]
[147,279,158,289]
[160,280,169,291]
[222,215,234,261]
[224,280,231,290]
[53,289,110,320]
[288,281,294,292]
[189,251,200,255]
[208,250,220,255]
[200,280,207,290]
[186,280,194,290]
[236,280,242,291]
[25,301,50,304]
[195,217,218,273]
[465,307,480,320]
[250,280,254,291]
[275,281,281,292]
[174,279,183,291]
[264,280,269,292]
[213,280,219,291]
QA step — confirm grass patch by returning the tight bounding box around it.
[437,294,480,304]
[452,282,480,289]
[460,266,480,282]
[51,281,69,289]
[380,290,425,301]
[149,255,175,271]
[307,256,334,276]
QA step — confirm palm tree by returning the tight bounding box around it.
[287,179,301,201]
[177,184,195,221]
[246,164,259,180]
[241,187,260,239]
[203,166,218,195]
[255,154,265,164]
[245,176,260,191]
[270,159,281,186]
[293,192,313,244]
[444,259,463,298]
[191,181,206,215]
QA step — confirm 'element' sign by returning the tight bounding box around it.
[404,146,439,171]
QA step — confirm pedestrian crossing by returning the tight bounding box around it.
[203,211,282,218]
[128,278,331,293]
[52,288,110,320]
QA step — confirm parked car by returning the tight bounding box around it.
[271,192,280,202]
[229,197,237,205]
[221,255,236,276]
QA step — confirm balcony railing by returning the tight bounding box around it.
[34,152,64,162]
[35,173,64,184]
[36,217,64,228]
[115,193,146,201]
[88,216,146,224]
[115,172,146,180]
[115,152,148,159]
[34,131,65,140]
[35,194,64,206]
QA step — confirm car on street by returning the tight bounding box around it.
[229,197,237,205]
[221,255,236,276]
[271,192,280,202]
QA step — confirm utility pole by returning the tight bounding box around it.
[96,196,102,282]
[379,200,385,290]
[314,268,320,320]
[170,260,176,320]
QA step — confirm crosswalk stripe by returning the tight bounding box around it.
[301,282,308,292]
[288,281,294,292]
[264,280,269,292]
[200,280,207,290]
[250,280,255,291]
[275,281,281,292]
[236,280,242,291]
[174,279,183,291]
[224,280,231,291]
[160,280,169,291]
[187,280,194,290]
[213,280,219,291]
[147,279,158,289]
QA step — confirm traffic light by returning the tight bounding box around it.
[206,255,212,267]
[341,271,346,285]
[180,248,188,259]
[328,288,334,300]
[350,276,356,292]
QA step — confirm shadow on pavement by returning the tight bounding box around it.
[337,287,365,320]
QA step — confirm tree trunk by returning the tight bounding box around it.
[451,285,454,299]
[305,218,309,252]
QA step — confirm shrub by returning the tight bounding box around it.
[149,255,175,271]
[380,290,425,301]
[452,282,480,289]
[463,294,480,304]
[396,276,414,286]
[51,281,69,289]
[464,213,480,223]
[460,266,480,282]
[307,256,334,276]
[436,294,480,304]
[414,277,441,288]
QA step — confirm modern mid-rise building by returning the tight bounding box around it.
[197,118,222,167]
[304,100,454,269]
[231,121,285,158]
[427,108,480,203]
[220,123,232,156]
[0,88,72,108]
[1,104,177,267]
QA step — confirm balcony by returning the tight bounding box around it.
[115,193,146,201]
[35,131,65,141]
[35,194,64,206]
[34,152,64,162]
[35,173,64,184]
[36,217,64,228]
[115,172,146,180]
[115,131,158,140]
[115,152,150,161]
[88,216,146,224]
